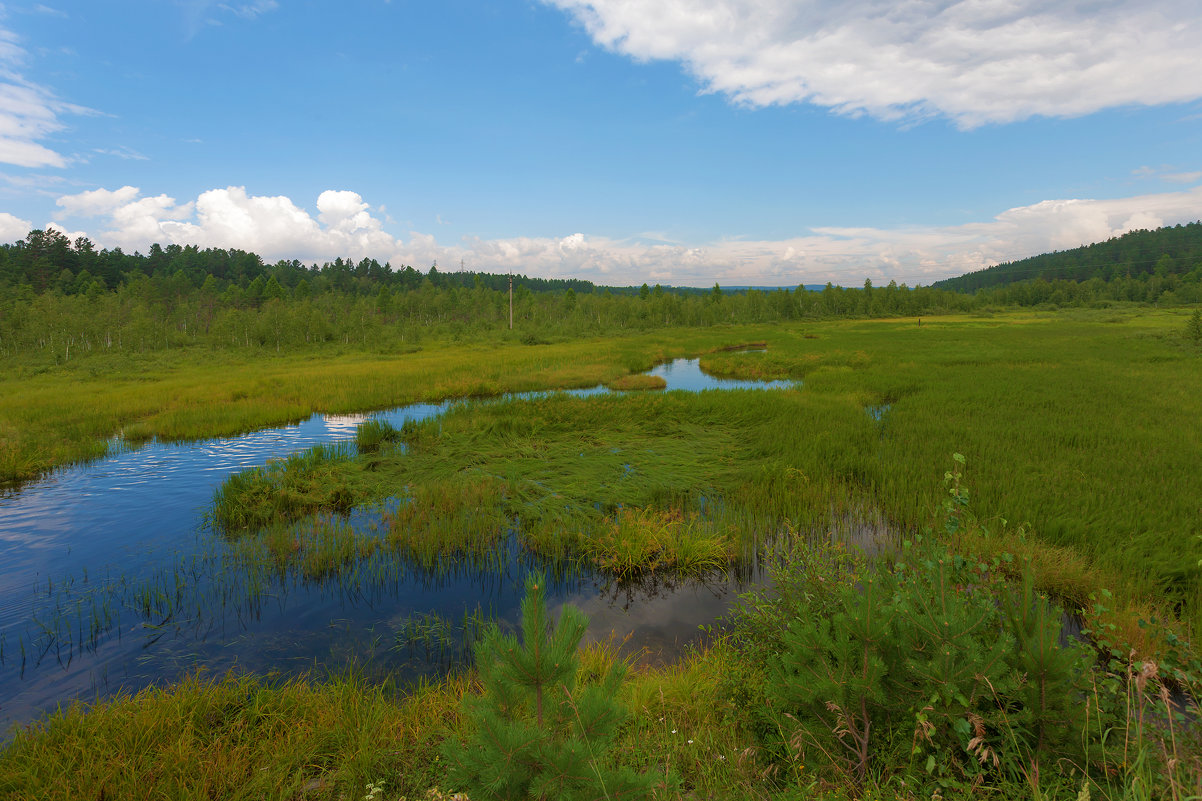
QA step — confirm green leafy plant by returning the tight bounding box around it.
[442,574,668,800]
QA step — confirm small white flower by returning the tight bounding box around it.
[687,739,693,744]
[671,729,677,734]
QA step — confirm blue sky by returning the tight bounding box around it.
[1,0,1200,286]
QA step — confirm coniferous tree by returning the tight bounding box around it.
[443,574,664,801]
[1187,308,1202,343]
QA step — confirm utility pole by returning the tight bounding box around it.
[508,274,513,330]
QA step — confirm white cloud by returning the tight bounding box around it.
[50,183,1202,286]
[93,146,149,161]
[218,0,279,20]
[0,24,89,168]
[545,0,1202,126]
[55,185,397,262]
[0,210,31,240]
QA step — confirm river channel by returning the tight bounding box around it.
[0,359,795,736]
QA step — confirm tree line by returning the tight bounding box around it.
[1,227,1200,364]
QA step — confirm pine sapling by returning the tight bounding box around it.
[442,574,664,801]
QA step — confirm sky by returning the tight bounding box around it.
[0,0,1200,287]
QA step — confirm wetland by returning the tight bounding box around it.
[2,310,1200,800]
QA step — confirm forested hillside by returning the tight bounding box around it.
[935,221,1202,293]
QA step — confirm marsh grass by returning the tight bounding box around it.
[384,475,510,570]
[203,311,1202,639]
[0,668,472,801]
[562,506,736,576]
[210,385,876,581]
[356,419,401,453]
[0,329,744,483]
[210,443,356,532]
[605,374,668,391]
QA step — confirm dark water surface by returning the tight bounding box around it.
[0,360,795,735]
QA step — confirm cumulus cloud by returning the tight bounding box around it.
[0,23,90,168]
[545,0,1202,126]
[55,185,398,263]
[0,210,31,241]
[50,183,1202,286]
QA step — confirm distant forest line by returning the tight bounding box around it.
[1,225,1200,362]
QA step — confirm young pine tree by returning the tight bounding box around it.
[1187,308,1202,344]
[442,574,664,801]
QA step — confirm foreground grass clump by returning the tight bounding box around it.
[0,669,468,801]
[386,475,511,569]
[568,506,735,576]
[210,443,357,532]
[357,418,402,453]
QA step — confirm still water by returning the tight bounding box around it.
[0,359,794,735]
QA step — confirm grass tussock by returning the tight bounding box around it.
[385,475,510,569]
[567,506,735,575]
[356,418,401,453]
[606,374,668,391]
[210,443,356,533]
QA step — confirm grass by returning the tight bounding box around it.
[0,668,471,801]
[606,374,668,391]
[4,632,1194,800]
[357,419,402,453]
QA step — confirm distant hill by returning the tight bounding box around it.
[933,221,1202,293]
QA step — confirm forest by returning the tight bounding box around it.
[934,220,1202,292]
[3,225,1202,365]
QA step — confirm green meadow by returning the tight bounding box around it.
[3,306,1201,800]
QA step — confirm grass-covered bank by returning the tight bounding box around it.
[0,328,751,483]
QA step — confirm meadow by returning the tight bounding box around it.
[2,306,1201,800]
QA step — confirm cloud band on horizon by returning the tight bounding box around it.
[30,183,1202,287]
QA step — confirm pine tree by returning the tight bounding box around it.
[1187,308,1202,343]
[442,574,664,800]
